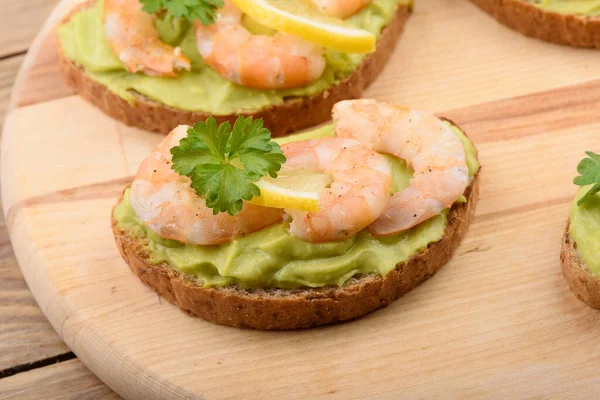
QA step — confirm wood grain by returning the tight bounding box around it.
[0,56,25,124]
[5,93,600,399]
[0,359,119,400]
[0,248,70,373]
[3,0,600,398]
[0,0,60,58]
[8,0,80,113]
[11,0,600,115]
[0,54,71,373]
[362,0,600,110]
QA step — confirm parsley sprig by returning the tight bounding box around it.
[171,116,286,215]
[141,0,224,25]
[574,151,600,206]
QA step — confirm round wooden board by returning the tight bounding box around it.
[4,0,600,398]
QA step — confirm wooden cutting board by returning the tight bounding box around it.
[3,0,600,398]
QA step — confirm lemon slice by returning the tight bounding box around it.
[242,14,277,36]
[249,166,333,212]
[231,0,376,53]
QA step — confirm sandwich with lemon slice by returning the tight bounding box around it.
[561,152,600,308]
[112,99,481,329]
[469,0,600,48]
[58,0,413,136]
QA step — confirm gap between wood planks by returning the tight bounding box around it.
[0,359,120,400]
[0,51,27,63]
[0,353,76,380]
[0,0,60,59]
[1,1,599,390]
[0,52,78,384]
[0,0,116,395]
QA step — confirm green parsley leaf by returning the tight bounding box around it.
[574,151,600,206]
[171,116,286,216]
[140,0,163,14]
[140,0,224,25]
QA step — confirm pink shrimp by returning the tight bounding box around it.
[333,99,469,236]
[194,0,326,89]
[281,137,392,242]
[103,0,190,76]
[309,0,373,18]
[129,125,283,245]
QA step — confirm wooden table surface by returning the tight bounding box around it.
[0,1,118,398]
[3,1,600,399]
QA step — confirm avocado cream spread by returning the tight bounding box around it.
[528,0,600,16]
[58,0,408,115]
[569,187,600,275]
[113,124,479,289]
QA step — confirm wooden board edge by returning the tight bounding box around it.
[6,0,82,117]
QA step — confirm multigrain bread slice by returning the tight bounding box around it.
[58,2,412,137]
[561,220,600,308]
[112,149,480,330]
[469,0,600,48]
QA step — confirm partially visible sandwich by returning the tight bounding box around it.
[470,0,600,48]
[58,0,413,136]
[561,151,600,308]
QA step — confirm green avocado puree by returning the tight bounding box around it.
[569,187,600,275]
[113,123,479,289]
[528,0,600,16]
[58,0,408,115]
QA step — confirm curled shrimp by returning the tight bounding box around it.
[129,126,284,245]
[309,0,373,18]
[194,0,326,89]
[333,99,469,236]
[281,137,392,242]
[104,0,191,76]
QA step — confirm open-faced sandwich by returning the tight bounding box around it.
[469,0,600,48]
[111,99,481,329]
[58,0,413,136]
[561,151,600,308]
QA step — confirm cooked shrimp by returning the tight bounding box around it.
[129,125,284,245]
[194,0,326,89]
[309,0,372,18]
[281,137,392,242]
[104,0,191,76]
[333,99,469,236]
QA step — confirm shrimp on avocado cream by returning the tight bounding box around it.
[129,99,469,245]
[103,0,372,88]
[333,99,469,236]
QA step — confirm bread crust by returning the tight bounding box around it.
[111,146,480,330]
[469,0,600,48]
[58,2,411,137]
[561,220,600,309]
